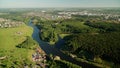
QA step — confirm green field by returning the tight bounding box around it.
[0,24,36,67]
[0,24,33,50]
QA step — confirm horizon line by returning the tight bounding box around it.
[0,6,120,9]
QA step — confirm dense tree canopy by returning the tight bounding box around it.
[84,22,120,32]
[16,36,38,49]
[62,32,120,63]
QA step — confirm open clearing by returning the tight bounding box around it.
[0,24,34,64]
[0,24,33,50]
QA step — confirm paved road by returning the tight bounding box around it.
[29,21,100,68]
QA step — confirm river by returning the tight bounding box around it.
[29,20,99,68]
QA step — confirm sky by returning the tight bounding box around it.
[0,0,120,8]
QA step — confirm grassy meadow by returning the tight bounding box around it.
[0,24,33,50]
[0,24,37,67]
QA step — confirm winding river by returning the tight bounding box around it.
[29,20,99,68]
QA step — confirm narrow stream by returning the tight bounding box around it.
[29,20,99,68]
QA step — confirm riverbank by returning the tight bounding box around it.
[29,20,100,68]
